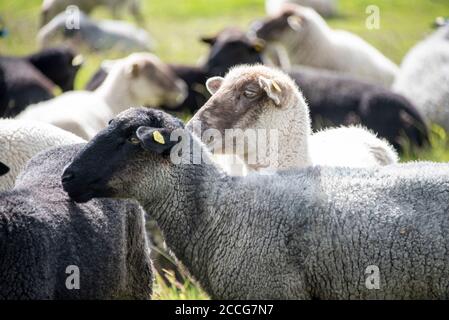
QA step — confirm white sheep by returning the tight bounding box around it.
[38,10,152,53]
[253,4,399,87]
[393,24,449,131]
[266,0,338,18]
[0,119,84,192]
[188,65,398,176]
[17,53,187,140]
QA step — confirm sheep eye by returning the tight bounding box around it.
[128,136,140,145]
[243,90,258,99]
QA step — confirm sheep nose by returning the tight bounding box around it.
[62,171,75,183]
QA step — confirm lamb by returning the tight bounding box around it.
[38,11,153,53]
[41,0,143,26]
[17,53,187,140]
[85,28,265,114]
[266,0,338,18]
[0,47,82,117]
[0,119,85,192]
[253,4,399,87]
[0,144,153,299]
[393,23,449,131]
[188,65,397,175]
[62,107,449,299]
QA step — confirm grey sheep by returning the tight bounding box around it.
[0,144,153,300]
[63,107,449,299]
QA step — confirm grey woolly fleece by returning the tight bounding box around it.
[65,108,449,300]
[0,144,153,300]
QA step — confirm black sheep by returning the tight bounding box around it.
[85,28,265,114]
[0,47,82,117]
[27,47,83,92]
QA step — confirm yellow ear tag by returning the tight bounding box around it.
[153,131,165,144]
[272,80,282,92]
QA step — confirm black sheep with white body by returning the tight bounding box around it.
[0,145,153,299]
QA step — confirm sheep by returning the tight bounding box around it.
[85,28,264,114]
[38,10,153,53]
[393,23,449,132]
[0,143,153,299]
[0,119,85,192]
[253,4,399,87]
[288,65,429,152]
[0,47,82,117]
[188,65,397,175]
[41,0,143,26]
[17,53,187,140]
[62,107,449,299]
[27,46,83,92]
[266,0,338,18]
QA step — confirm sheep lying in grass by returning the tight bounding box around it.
[253,4,399,86]
[63,107,449,299]
[27,47,83,92]
[0,144,152,299]
[18,53,187,140]
[0,119,84,192]
[393,23,449,131]
[188,65,397,174]
[266,0,338,17]
[86,28,265,114]
[38,11,152,53]
[0,47,82,117]
[41,0,143,26]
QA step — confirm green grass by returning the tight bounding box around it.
[1,0,448,299]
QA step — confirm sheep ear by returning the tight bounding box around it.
[200,35,217,45]
[71,54,84,67]
[287,15,303,31]
[136,126,177,154]
[252,38,266,52]
[206,77,224,95]
[258,76,282,106]
[126,63,140,78]
[0,162,9,176]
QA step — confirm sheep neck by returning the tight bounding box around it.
[94,71,137,115]
[245,97,313,171]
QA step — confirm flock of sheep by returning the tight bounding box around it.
[1,0,449,300]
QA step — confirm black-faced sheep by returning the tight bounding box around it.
[62,107,449,299]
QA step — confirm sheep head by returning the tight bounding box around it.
[120,53,187,108]
[187,65,306,163]
[62,107,186,204]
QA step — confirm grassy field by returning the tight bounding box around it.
[1,0,448,299]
